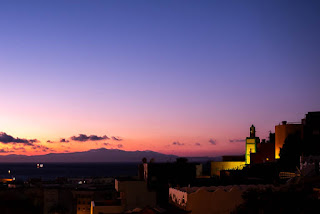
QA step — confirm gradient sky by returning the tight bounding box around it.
[0,0,320,157]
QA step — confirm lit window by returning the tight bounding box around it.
[266,158,269,161]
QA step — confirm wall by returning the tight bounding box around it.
[91,201,124,214]
[211,161,245,176]
[245,138,259,164]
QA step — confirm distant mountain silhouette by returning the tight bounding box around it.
[0,148,179,163]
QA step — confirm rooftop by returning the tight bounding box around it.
[94,200,121,206]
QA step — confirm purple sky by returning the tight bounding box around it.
[0,0,319,156]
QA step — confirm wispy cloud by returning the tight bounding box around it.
[209,138,216,145]
[117,144,123,148]
[229,139,246,143]
[112,136,123,141]
[195,142,201,146]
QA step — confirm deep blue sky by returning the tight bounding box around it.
[0,1,319,156]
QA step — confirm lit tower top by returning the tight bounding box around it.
[250,124,256,138]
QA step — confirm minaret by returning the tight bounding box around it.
[245,125,259,164]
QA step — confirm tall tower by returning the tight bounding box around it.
[245,125,260,164]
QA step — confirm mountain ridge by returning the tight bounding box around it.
[0,148,178,163]
[0,148,220,163]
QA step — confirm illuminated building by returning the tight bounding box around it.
[275,121,303,159]
[211,125,258,176]
[0,178,13,183]
[274,112,320,159]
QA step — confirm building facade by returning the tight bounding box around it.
[169,185,275,214]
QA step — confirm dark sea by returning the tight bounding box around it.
[0,163,139,181]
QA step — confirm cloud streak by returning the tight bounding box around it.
[112,136,123,141]
[172,141,184,146]
[229,139,246,143]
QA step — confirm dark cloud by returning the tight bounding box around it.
[47,140,53,143]
[229,139,246,143]
[104,143,111,146]
[172,141,184,146]
[117,144,123,148]
[195,143,201,146]
[209,139,216,145]
[0,149,14,153]
[31,145,53,152]
[112,136,123,141]
[89,135,109,141]
[0,132,37,146]
[71,134,109,142]
[60,138,70,143]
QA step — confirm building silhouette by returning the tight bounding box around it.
[275,121,303,159]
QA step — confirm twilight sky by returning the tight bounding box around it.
[0,0,320,157]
